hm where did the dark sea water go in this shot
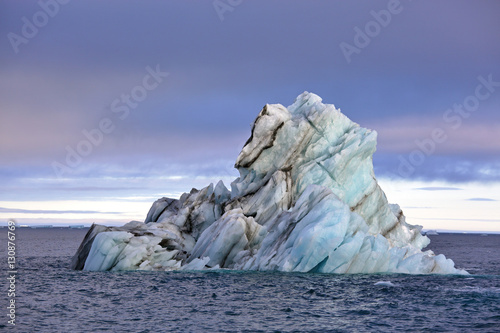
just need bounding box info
[1,228,499,333]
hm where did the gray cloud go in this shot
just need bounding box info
[374,154,500,183]
[369,119,500,155]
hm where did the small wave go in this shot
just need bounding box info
[374,281,396,287]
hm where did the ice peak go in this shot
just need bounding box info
[288,91,323,114]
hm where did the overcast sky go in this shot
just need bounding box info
[1,1,499,230]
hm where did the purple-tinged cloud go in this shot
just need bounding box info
[467,198,497,202]
[0,207,120,215]
[414,187,463,191]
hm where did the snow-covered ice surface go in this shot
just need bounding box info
[71,92,467,274]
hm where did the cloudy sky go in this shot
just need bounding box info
[1,0,499,231]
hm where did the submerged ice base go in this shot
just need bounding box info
[71,92,467,275]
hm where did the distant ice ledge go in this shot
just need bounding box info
[71,92,467,275]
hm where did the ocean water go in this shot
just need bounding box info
[1,228,499,332]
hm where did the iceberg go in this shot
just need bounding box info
[425,230,439,236]
[71,92,467,274]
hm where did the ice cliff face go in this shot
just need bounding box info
[71,92,466,274]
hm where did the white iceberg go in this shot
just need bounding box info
[71,92,467,274]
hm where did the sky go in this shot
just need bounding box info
[0,0,499,232]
